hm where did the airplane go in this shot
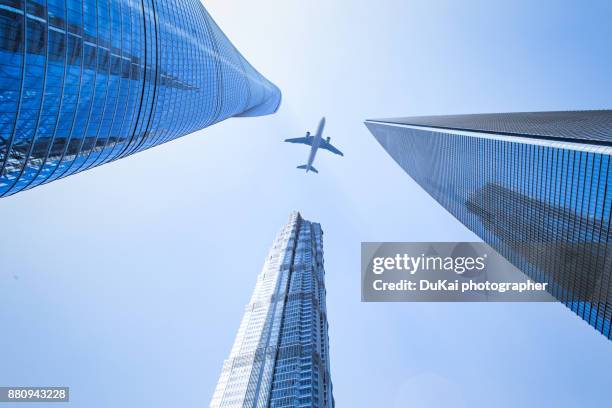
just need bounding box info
[284,117,343,174]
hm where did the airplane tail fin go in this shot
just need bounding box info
[297,164,318,174]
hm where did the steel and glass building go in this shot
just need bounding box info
[0,0,280,197]
[210,212,334,408]
[366,111,612,340]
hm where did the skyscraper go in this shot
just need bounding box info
[0,0,280,197]
[210,212,334,408]
[365,111,612,340]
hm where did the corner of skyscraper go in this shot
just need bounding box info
[365,110,612,340]
[0,0,281,197]
[210,212,334,408]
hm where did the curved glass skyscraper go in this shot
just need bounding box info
[0,0,280,197]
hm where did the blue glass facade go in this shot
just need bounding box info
[366,111,612,340]
[210,212,334,408]
[0,0,280,197]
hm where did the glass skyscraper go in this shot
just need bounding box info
[0,0,280,197]
[210,212,334,408]
[366,111,612,340]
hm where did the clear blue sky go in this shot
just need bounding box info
[2,0,612,407]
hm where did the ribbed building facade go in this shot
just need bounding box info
[0,0,280,197]
[210,212,334,408]
[366,111,612,340]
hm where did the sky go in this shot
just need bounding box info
[2,0,612,407]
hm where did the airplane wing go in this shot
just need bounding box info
[319,139,344,156]
[284,137,313,146]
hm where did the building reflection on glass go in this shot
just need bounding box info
[366,111,612,339]
[0,0,280,197]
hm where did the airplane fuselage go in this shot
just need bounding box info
[306,117,326,170]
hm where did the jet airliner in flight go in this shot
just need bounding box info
[284,117,343,173]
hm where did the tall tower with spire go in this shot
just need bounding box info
[210,212,334,408]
